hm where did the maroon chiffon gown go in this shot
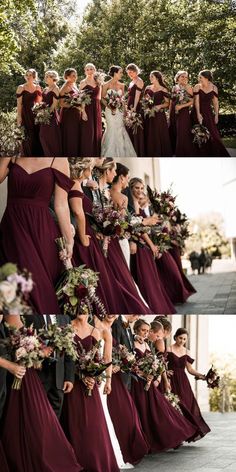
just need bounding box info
[155,251,192,304]
[61,335,119,472]
[60,88,81,156]
[167,351,211,437]
[39,90,62,156]
[0,162,74,314]
[126,83,145,156]
[16,89,44,156]
[79,85,102,156]
[0,442,9,472]
[130,242,176,314]
[169,97,177,155]
[169,245,196,295]
[2,369,82,472]
[131,348,198,453]
[107,339,149,464]
[194,90,229,157]
[175,100,198,157]
[144,89,172,157]
[69,190,151,313]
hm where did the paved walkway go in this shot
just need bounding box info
[134,412,236,472]
[175,259,236,314]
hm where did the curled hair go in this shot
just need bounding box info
[174,70,188,84]
[129,177,144,191]
[112,163,129,183]
[64,68,77,79]
[94,157,116,178]
[199,69,213,82]
[150,321,163,333]
[154,316,172,332]
[174,328,189,341]
[133,318,150,334]
[126,63,141,75]
[108,65,122,77]
[45,70,59,83]
[25,68,38,83]
[85,63,96,71]
[150,70,167,88]
[68,157,94,179]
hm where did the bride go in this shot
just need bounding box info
[101,66,137,157]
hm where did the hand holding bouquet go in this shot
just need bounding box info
[76,340,112,396]
[133,351,166,391]
[38,323,78,361]
[124,109,143,134]
[105,89,124,115]
[32,102,52,125]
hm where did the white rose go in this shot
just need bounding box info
[0,281,17,304]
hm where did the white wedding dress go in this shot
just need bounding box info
[101,89,137,157]
[98,340,134,469]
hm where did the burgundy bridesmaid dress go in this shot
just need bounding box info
[155,251,192,304]
[0,442,9,472]
[79,85,102,156]
[16,89,44,156]
[107,339,149,464]
[169,96,177,155]
[167,351,211,437]
[194,89,229,157]
[39,90,62,156]
[2,369,82,472]
[169,245,196,295]
[0,161,74,314]
[175,98,198,156]
[69,189,150,313]
[144,88,172,156]
[126,83,145,156]
[60,88,81,156]
[131,348,198,453]
[61,334,119,472]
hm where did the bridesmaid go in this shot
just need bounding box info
[126,63,145,156]
[167,328,211,437]
[144,71,172,156]
[96,159,152,314]
[0,157,74,314]
[131,319,198,453]
[61,314,120,472]
[193,70,230,157]
[170,71,197,156]
[129,178,176,314]
[39,70,62,156]
[16,68,43,156]
[68,158,149,314]
[169,242,196,296]
[79,63,102,156]
[1,314,82,472]
[60,68,81,156]
[94,314,149,465]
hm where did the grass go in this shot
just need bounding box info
[223,136,236,149]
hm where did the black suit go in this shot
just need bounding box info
[24,315,75,418]
[112,316,134,390]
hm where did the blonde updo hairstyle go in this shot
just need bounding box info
[24,68,38,83]
[94,157,116,178]
[69,158,94,180]
[174,70,188,84]
[45,70,60,83]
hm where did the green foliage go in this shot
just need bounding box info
[209,374,236,412]
[0,109,21,157]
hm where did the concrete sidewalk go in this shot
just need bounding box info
[175,259,236,314]
[134,412,236,471]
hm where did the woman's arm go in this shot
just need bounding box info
[186,360,205,379]
[156,89,170,112]
[101,83,109,107]
[16,85,23,126]
[212,85,219,124]
[141,233,159,257]
[175,86,193,112]
[4,315,23,329]
[193,84,202,123]
[59,84,70,109]
[133,79,144,111]
[69,185,90,247]
[103,328,113,394]
[0,158,12,183]
[53,159,74,259]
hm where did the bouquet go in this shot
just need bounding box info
[105,89,124,115]
[147,186,176,220]
[205,366,220,389]
[141,94,158,118]
[94,70,106,87]
[55,237,106,316]
[38,323,78,361]
[171,85,192,113]
[164,392,183,415]
[126,214,151,245]
[0,263,33,315]
[112,344,136,374]
[3,324,48,390]
[124,110,143,134]
[64,90,92,110]
[76,340,111,396]
[169,209,191,250]
[87,203,129,256]
[32,102,52,125]
[133,351,166,391]
[14,125,28,143]
[150,224,172,255]
[191,124,210,147]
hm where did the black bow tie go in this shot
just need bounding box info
[122,321,130,329]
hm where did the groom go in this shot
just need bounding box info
[112,314,140,390]
[24,314,75,418]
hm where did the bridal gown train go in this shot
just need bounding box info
[101,90,137,157]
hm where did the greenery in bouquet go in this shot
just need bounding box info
[171,85,192,113]
[192,124,211,147]
[164,392,183,415]
[127,214,151,245]
[112,344,136,374]
[150,224,172,254]
[76,339,111,396]
[124,110,143,134]
[64,89,92,109]
[141,94,158,118]
[205,366,220,389]
[147,185,176,219]
[133,351,166,391]
[38,323,78,361]
[105,89,124,114]
[0,263,33,315]
[32,102,52,125]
